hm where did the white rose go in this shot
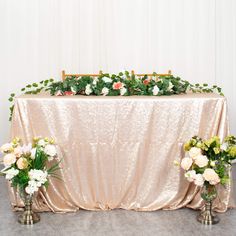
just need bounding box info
[2,168,19,180]
[0,143,13,153]
[120,87,127,96]
[221,143,228,151]
[152,85,159,95]
[25,180,39,195]
[30,148,37,159]
[180,157,193,170]
[203,168,220,185]
[189,147,202,159]
[184,170,196,182]
[194,174,204,187]
[101,87,109,96]
[93,78,99,85]
[38,139,46,147]
[194,155,209,168]
[168,81,174,91]
[3,154,16,167]
[85,84,92,95]
[44,144,57,158]
[102,77,112,83]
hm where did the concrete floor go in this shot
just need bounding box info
[0,166,236,236]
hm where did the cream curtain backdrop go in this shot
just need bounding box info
[0,0,235,145]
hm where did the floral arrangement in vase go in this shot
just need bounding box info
[179,135,236,225]
[0,137,60,224]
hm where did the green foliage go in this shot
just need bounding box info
[32,149,48,170]
[8,71,224,122]
[8,78,55,121]
[11,170,30,189]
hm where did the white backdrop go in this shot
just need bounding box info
[0,0,235,145]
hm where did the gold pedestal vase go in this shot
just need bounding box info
[18,190,40,225]
[197,184,220,225]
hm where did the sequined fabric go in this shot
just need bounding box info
[9,93,235,212]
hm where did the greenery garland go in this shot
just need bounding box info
[8,71,223,121]
[8,79,54,121]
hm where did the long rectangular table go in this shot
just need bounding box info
[9,93,235,212]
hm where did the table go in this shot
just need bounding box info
[9,93,235,212]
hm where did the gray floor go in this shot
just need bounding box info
[0,166,236,236]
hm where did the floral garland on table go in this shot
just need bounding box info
[8,71,223,121]
[0,137,60,195]
[48,72,223,97]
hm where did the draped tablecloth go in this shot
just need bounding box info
[9,93,235,212]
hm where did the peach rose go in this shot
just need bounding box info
[181,157,193,170]
[3,154,16,167]
[113,82,124,90]
[143,79,150,85]
[16,157,28,170]
[64,91,75,96]
[194,155,209,168]
[203,168,220,185]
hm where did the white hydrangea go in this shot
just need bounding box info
[28,169,48,186]
[101,87,109,96]
[152,85,159,95]
[85,84,92,95]
[20,143,32,154]
[25,180,39,195]
[44,144,57,161]
[102,77,112,83]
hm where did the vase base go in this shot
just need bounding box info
[197,212,220,225]
[18,211,40,225]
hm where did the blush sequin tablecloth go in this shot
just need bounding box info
[9,93,235,212]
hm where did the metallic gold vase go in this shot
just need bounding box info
[197,184,220,225]
[18,190,40,225]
